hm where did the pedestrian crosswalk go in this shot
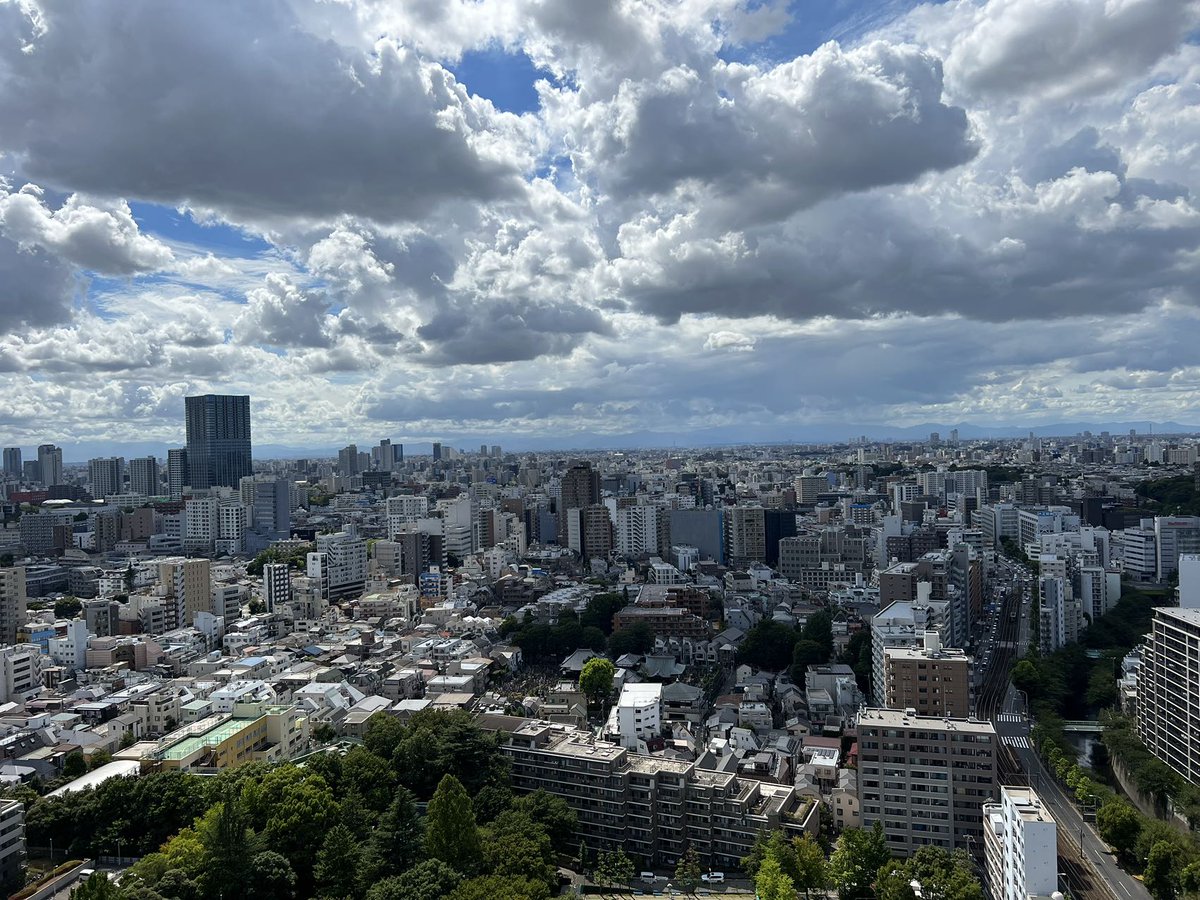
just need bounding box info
[996,713,1024,723]
[1003,735,1031,749]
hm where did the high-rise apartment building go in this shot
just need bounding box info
[37,444,62,487]
[0,568,27,646]
[0,796,26,891]
[128,456,160,497]
[882,632,972,718]
[2,448,21,478]
[1137,606,1200,783]
[167,448,189,499]
[184,394,252,489]
[159,558,213,628]
[982,787,1057,900]
[309,525,368,602]
[251,478,291,539]
[857,708,997,857]
[88,456,124,499]
[262,563,291,613]
[432,442,442,461]
[724,506,767,564]
[337,444,359,476]
[558,462,601,545]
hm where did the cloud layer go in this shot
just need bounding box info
[0,0,1198,448]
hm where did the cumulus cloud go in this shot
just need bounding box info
[0,0,531,224]
[0,182,173,274]
[0,231,77,328]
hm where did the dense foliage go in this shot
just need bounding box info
[1135,475,1200,517]
[20,710,577,900]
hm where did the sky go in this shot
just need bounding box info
[0,0,1199,454]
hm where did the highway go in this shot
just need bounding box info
[978,556,1150,900]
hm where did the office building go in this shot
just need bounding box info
[37,444,63,487]
[2,448,21,478]
[982,787,1057,900]
[128,456,160,497]
[183,496,219,554]
[558,462,601,545]
[883,632,972,718]
[1155,517,1200,582]
[857,708,996,857]
[88,456,124,499]
[338,444,360,476]
[432,442,442,461]
[0,569,26,646]
[1137,606,1200,783]
[167,448,189,499]
[251,477,291,539]
[184,394,252,490]
[482,715,804,869]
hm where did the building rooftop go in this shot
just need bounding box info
[856,707,996,734]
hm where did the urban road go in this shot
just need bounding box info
[979,557,1149,900]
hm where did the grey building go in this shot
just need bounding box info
[184,394,252,489]
[128,456,160,497]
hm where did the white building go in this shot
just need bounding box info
[0,645,42,704]
[1121,525,1157,581]
[216,502,247,555]
[0,567,27,645]
[1039,575,1080,653]
[1155,517,1200,582]
[183,496,219,554]
[615,505,662,558]
[982,787,1057,900]
[615,682,662,748]
[0,798,24,889]
[48,619,88,671]
[309,525,368,602]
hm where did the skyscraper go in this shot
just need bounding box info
[88,457,124,498]
[2,448,20,478]
[184,395,252,489]
[37,444,62,487]
[128,456,160,497]
[432,442,442,461]
[167,448,189,499]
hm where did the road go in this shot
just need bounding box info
[984,558,1150,900]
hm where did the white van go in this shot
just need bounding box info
[702,872,725,883]
[641,871,657,884]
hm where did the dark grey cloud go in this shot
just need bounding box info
[415,296,612,365]
[570,41,976,226]
[0,1,525,224]
[0,233,76,328]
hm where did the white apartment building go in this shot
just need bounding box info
[1121,525,1158,581]
[0,798,24,890]
[0,645,42,704]
[88,456,124,499]
[615,682,662,748]
[1137,606,1200,783]
[183,496,219,554]
[1039,575,1081,653]
[212,582,244,621]
[48,619,88,671]
[982,787,1057,900]
[216,502,247,555]
[615,505,662,557]
[387,494,429,536]
[1078,566,1121,620]
[309,525,368,602]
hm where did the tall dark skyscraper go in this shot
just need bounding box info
[2,448,20,478]
[184,394,252,489]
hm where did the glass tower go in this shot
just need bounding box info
[184,394,252,489]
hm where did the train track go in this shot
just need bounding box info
[976,572,1024,720]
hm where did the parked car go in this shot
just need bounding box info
[702,872,725,884]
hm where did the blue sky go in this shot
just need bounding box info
[1,0,1197,452]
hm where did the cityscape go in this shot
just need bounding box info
[1,1,1199,900]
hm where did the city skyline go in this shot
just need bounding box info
[0,0,1197,450]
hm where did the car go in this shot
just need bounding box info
[641,872,657,884]
[702,873,725,884]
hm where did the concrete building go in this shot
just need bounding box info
[263,563,291,613]
[615,682,662,748]
[37,443,63,487]
[128,455,160,497]
[0,798,24,891]
[1155,517,1200,582]
[0,568,27,646]
[160,558,212,627]
[2,448,20,479]
[483,715,805,869]
[88,456,124,499]
[1137,606,1200,783]
[183,496,219,554]
[0,645,42,704]
[857,708,997,857]
[309,525,368,602]
[883,632,972,718]
[168,447,189,499]
[982,787,1057,900]
[725,506,767,565]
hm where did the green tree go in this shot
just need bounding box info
[792,835,828,900]
[341,745,396,812]
[1145,841,1182,900]
[70,872,122,900]
[828,822,891,900]
[89,749,113,770]
[362,788,423,882]
[595,848,635,893]
[801,610,834,661]
[247,851,297,900]
[607,622,654,657]
[197,795,255,900]
[756,854,798,900]
[1085,665,1118,709]
[62,750,88,779]
[512,790,577,853]
[581,592,628,635]
[425,774,483,875]
[365,861,463,900]
[579,657,616,707]
[484,811,557,892]
[447,875,551,900]
[1010,659,1043,698]
[362,712,405,759]
[1098,802,1141,854]
[675,845,703,894]
[738,620,799,671]
[55,595,82,618]
[314,823,362,899]
[790,640,827,682]
[311,722,336,743]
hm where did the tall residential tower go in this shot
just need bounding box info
[184,395,252,489]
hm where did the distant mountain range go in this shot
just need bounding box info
[38,420,1200,463]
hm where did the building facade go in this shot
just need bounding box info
[982,787,1057,900]
[184,394,252,490]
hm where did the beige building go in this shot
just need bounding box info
[883,632,972,718]
[858,708,997,857]
[159,558,212,627]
